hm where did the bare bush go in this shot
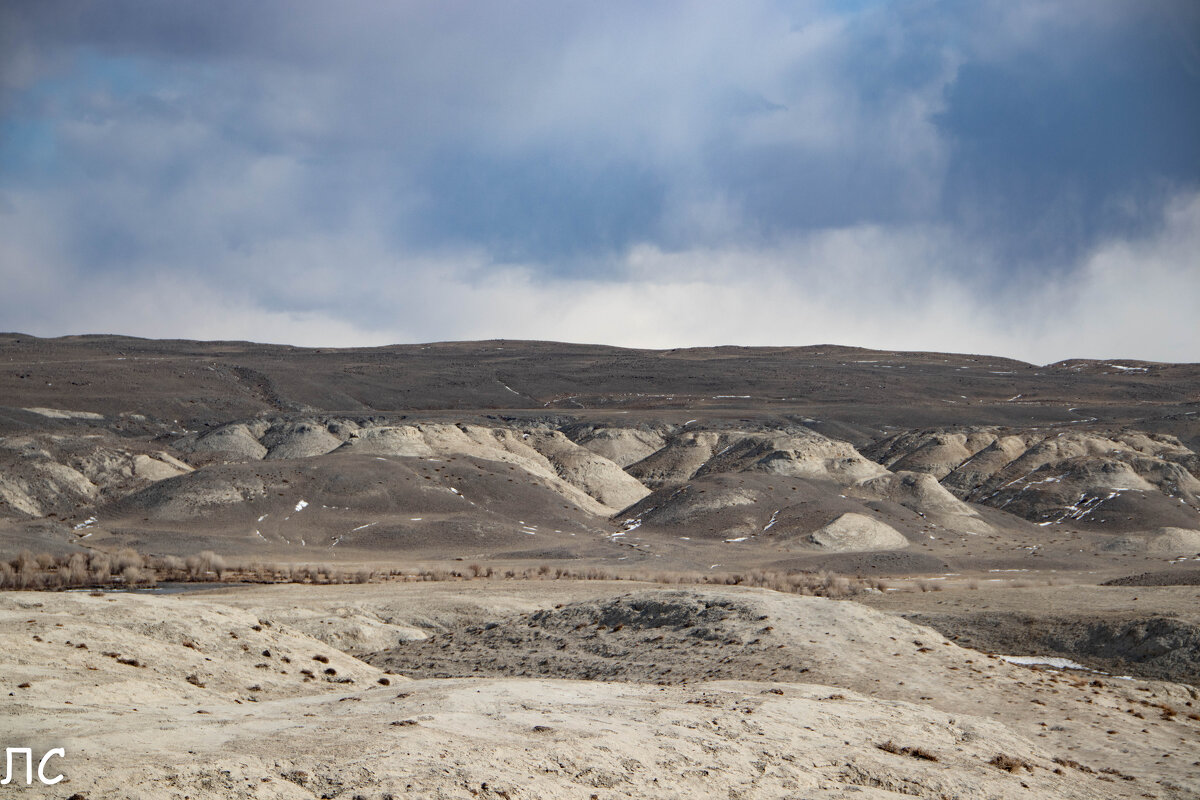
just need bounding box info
[113,548,142,572]
[989,754,1033,773]
[877,741,939,761]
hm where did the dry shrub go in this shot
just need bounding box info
[15,550,37,572]
[877,741,939,761]
[113,548,142,572]
[1,546,874,599]
[989,754,1034,773]
[121,565,154,587]
[1053,757,1095,774]
[185,551,226,580]
[64,553,89,586]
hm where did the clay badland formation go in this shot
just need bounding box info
[2,334,1199,798]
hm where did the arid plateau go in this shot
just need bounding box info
[2,334,1199,798]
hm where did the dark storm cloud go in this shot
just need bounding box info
[934,2,1200,270]
[1,0,1197,360]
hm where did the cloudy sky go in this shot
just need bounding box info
[2,1,1197,363]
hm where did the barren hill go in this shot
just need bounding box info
[1,335,1197,578]
[4,336,1200,798]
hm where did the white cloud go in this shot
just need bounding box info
[1,1,1195,363]
[6,191,1194,363]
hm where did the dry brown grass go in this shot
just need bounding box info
[2,549,879,599]
[989,754,1034,773]
[877,741,939,761]
[1052,757,1095,774]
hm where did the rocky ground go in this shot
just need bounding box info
[3,335,1200,796]
[5,582,1199,799]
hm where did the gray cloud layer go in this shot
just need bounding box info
[1,1,1197,362]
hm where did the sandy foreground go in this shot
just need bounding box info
[3,582,1198,799]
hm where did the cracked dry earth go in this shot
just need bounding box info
[4,583,1198,798]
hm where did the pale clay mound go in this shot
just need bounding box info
[1146,526,1200,554]
[271,606,429,651]
[625,429,888,490]
[566,425,667,467]
[176,422,269,460]
[0,433,191,518]
[855,471,993,535]
[805,512,910,552]
[609,427,992,534]
[262,421,344,460]
[6,586,1196,799]
[179,419,650,515]
[868,428,1200,529]
[163,420,1016,540]
[1100,528,1200,555]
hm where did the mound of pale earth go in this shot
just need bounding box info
[855,471,993,535]
[625,482,758,527]
[268,607,428,651]
[104,453,619,557]
[262,420,344,460]
[175,422,269,460]
[1101,528,1200,555]
[623,427,889,490]
[1146,527,1200,554]
[5,587,1190,799]
[870,427,1200,531]
[1100,534,1152,554]
[698,430,890,484]
[625,430,728,488]
[179,418,647,514]
[867,430,998,480]
[617,474,931,549]
[0,592,385,708]
[522,429,651,510]
[358,585,1200,794]
[563,424,667,467]
[0,432,192,519]
[805,512,909,552]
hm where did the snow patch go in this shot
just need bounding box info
[1000,655,1090,671]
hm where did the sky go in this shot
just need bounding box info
[1,0,1198,364]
